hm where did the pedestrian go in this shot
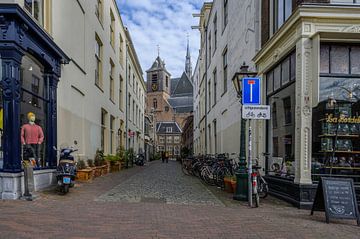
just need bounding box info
[165,151,169,163]
[161,151,165,163]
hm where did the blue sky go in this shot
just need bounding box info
[116,0,204,78]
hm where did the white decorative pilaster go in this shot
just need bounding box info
[294,35,313,185]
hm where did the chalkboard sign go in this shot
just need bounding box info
[311,177,360,226]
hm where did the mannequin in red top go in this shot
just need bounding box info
[21,112,44,167]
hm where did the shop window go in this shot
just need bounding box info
[0,88,3,168]
[20,55,47,167]
[283,97,292,125]
[312,43,360,183]
[272,137,279,157]
[281,56,290,85]
[267,71,273,94]
[351,46,360,74]
[330,45,349,74]
[272,102,277,128]
[274,65,281,91]
[266,81,296,180]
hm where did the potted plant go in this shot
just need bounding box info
[76,159,93,182]
[87,159,95,178]
[105,154,121,172]
[223,175,233,193]
[230,176,237,193]
[94,149,105,177]
[116,146,125,170]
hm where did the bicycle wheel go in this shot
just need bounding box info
[201,166,215,186]
[181,160,190,176]
[215,167,230,188]
[258,177,269,199]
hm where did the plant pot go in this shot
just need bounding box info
[101,165,108,175]
[110,162,121,172]
[224,178,233,193]
[76,168,93,182]
[94,166,102,177]
[105,160,111,173]
[230,180,237,193]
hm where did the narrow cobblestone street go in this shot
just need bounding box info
[0,161,359,239]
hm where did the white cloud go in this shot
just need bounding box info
[116,0,204,78]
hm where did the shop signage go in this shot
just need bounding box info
[242,77,261,105]
[311,177,360,226]
[242,105,270,120]
[325,114,360,124]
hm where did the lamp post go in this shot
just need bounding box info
[231,62,257,201]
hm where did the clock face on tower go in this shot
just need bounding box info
[152,83,158,91]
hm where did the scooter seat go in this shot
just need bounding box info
[59,159,75,164]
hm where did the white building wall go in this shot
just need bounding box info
[193,0,261,155]
[3,0,145,159]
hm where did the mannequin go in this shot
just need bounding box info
[21,112,44,167]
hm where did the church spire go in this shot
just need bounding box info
[185,35,192,78]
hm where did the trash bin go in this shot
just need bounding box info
[233,171,248,201]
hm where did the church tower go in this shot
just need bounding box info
[146,56,171,95]
[185,38,192,78]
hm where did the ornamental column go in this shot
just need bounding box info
[0,47,24,172]
[294,36,313,185]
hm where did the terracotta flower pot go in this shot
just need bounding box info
[230,180,237,193]
[223,178,233,193]
[76,168,93,182]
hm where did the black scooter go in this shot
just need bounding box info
[54,143,78,194]
[134,153,145,166]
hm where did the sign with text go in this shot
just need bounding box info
[242,77,261,105]
[242,105,270,120]
[311,177,360,225]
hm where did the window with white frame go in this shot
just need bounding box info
[166,127,172,133]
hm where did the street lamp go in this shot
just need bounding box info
[231,62,257,201]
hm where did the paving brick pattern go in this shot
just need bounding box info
[0,160,358,239]
[96,161,223,206]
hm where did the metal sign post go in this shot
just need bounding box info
[248,120,252,207]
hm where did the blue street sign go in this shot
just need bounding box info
[242,77,261,105]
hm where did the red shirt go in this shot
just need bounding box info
[21,123,44,145]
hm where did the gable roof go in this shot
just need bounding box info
[156,122,182,134]
[171,72,193,97]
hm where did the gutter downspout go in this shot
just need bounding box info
[204,26,208,155]
[125,41,129,150]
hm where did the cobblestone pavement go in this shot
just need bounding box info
[0,160,359,239]
[96,160,223,206]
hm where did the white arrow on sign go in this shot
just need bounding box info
[248,80,255,102]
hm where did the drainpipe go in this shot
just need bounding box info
[125,40,129,150]
[204,26,208,155]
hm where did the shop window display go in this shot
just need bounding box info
[0,88,3,169]
[312,44,360,183]
[266,51,296,179]
[20,55,47,168]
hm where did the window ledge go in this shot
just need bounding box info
[95,83,104,92]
